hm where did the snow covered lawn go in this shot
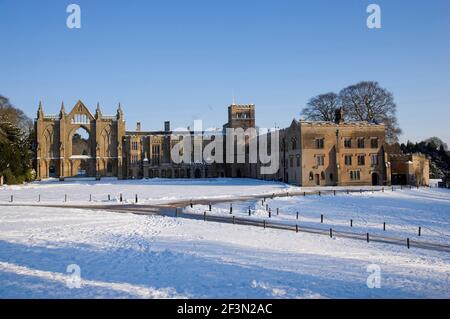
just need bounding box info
[0,179,449,298]
[0,178,291,204]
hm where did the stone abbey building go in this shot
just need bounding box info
[34,101,428,186]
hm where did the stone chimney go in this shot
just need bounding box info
[335,108,344,124]
[164,121,170,132]
[136,122,141,132]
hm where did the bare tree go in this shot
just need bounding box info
[301,92,340,122]
[339,81,402,143]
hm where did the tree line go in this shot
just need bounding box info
[301,81,402,143]
[0,95,34,184]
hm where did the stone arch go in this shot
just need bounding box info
[70,126,92,156]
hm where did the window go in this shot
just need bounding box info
[309,172,314,181]
[289,157,294,167]
[357,155,365,166]
[72,114,89,124]
[371,138,379,148]
[357,138,365,148]
[315,138,324,149]
[296,156,300,167]
[291,138,298,150]
[329,173,334,181]
[316,155,324,166]
[131,141,139,151]
[344,138,352,148]
[345,155,352,166]
[350,170,361,180]
[107,162,113,173]
[371,154,379,165]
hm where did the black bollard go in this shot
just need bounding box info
[367,233,370,243]
[175,208,178,217]
[296,212,299,220]
[120,193,123,202]
[318,191,321,196]
[230,203,233,214]
[276,208,279,215]
[10,195,13,203]
[266,204,268,211]
[38,194,41,202]
[204,211,206,221]
[383,222,386,231]
[321,214,323,223]
[108,194,110,201]
[248,207,251,216]
[330,228,333,238]
[333,190,336,196]
[382,187,384,192]
[209,203,212,211]
[350,219,353,227]
[392,186,394,192]
[296,224,299,233]
[407,238,410,249]
[269,209,271,218]
[64,194,67,202]
[135,194,138,203]
[263,220,266,229]
[190,200,193,208]
[89,194,92,202]
[233,216,235,224]
[418,227,421,237]
[303,191,306,196]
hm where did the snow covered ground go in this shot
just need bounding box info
[0,179,449,298]
[0,178,292,204]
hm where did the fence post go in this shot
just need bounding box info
[407,238,410,249]
[10,195,13,203]
[330,228,333,238]
[418,227,421,236]
[204,211,206,221]
[38,194,41,202]
[263,220,266,229]
[296,224,298,233]
[89,194,92,202]
[269,209,271,218]
[190,199,193,208]
[120,193,123,202]
[230,203,233,214]
[296,212,299,220]
[209,203,212,211]
[366,233,370,243]
[350,219,353,227]
[276,208,279,215]
[383,222,386,231]
[108,194,110,201]
[135,194,138,203]
[248,207,251,216]
[321,214,323,223]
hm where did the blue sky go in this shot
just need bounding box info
[0,0,449,144]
